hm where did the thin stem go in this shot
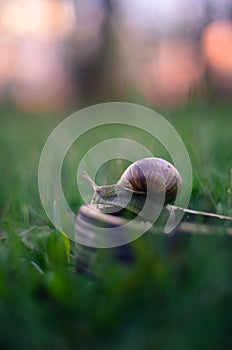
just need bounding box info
[167,204,232,222]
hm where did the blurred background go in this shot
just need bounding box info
[0,0,232,111]
[1,2,232,349]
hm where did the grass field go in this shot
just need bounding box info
[1,98,232,349]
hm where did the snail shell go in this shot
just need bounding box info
[83,157,182,217]
[118,158,181,205]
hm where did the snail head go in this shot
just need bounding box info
[83,171,118,205]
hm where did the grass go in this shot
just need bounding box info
[0,98,232,349]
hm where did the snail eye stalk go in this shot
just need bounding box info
[83,171,99,191]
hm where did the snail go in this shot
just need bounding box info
[83,157,182,219]
[76,157,232,273]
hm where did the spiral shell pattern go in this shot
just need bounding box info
[118,157,182,205]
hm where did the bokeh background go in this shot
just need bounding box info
[1,0,232,111]
[1,1,232,350]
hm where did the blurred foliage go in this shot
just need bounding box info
[0,98,232,349]
[1,225,232,349]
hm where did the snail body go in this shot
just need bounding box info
[83,157,182,217]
